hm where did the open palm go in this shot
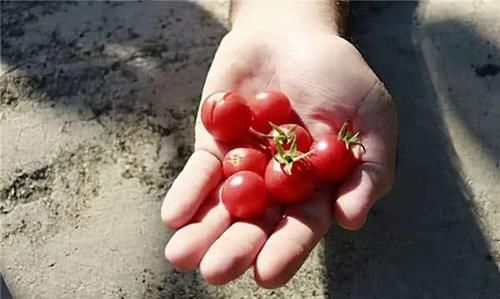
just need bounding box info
[161,31,397,288]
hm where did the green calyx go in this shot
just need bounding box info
[272,126,312,175]
[337,120,366,152]
[269,122,297,149]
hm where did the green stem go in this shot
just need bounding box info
[249,127,271,140]
[292,150,315,162]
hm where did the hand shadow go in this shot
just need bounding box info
[324,2,500,299]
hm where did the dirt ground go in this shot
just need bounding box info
[1,1,499,298]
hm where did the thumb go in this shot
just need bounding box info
[334,162,393,230]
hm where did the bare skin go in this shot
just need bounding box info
[161,0,397,288]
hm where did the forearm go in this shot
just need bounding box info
[230,0,349,36]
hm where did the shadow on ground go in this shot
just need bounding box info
[324,2,500,299]
[1,2,227,298]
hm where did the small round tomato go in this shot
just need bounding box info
[200,91,252,142]
[221,171,268,219]
[249,91,292,133]
[222,148,269,177]
[268,124,312,154]
[264,159,315,204]
[310,135,359,182]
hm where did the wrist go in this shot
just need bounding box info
[231,0,346,36]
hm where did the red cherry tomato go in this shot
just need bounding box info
[268,124,312,154]
[249,91,292,133]
[264,159,315,204]
[200,91,252,142]
[310,135,359,182]
[222,148,269,177]
[221,171,268,219]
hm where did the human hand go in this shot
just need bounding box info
[161,0,397,288]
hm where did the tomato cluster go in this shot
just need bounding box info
[201,91,364,219]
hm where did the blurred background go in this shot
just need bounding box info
[1,1,499,298]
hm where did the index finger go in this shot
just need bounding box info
[161,150,222,229]
[161,37,251,229]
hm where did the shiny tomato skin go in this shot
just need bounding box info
[200,91,252,142]
[264,159,315,204]
[269,124,312,154]
[310,135,358,182]
[249,91,292,133]
[222,148,269,177]
[221,171,268,219]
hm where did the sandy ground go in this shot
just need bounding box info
[1,1,499,298]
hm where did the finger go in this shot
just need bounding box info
[334,162,391,231]
[254,192,333,288]
[161,150,222,229]
[200,203,282,285]
[335,81,397,230]
[165,190,231,271]
[162,37,256,229]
